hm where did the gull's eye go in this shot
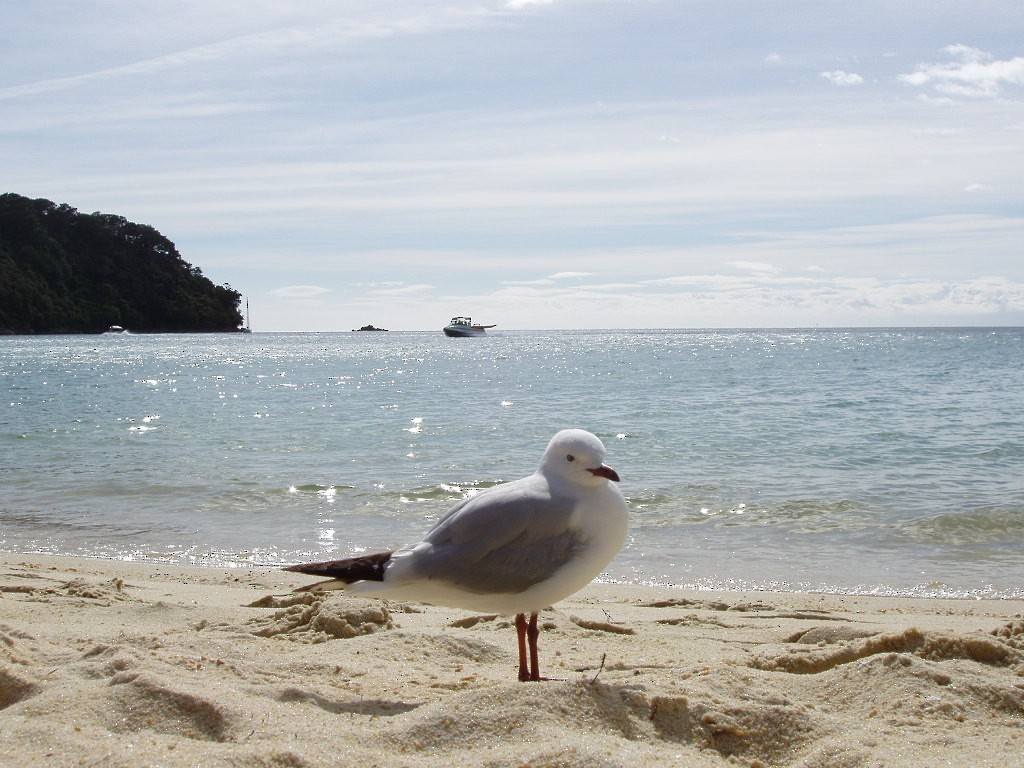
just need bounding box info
[566,454,575,462]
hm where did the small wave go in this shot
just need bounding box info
[614,574,1024,601]
[971,443,1024,460]
[286,483,356,495]
[389,480,501,504]
[902,506,1024,545]
[630,496,869,532]
[625,491,678,512]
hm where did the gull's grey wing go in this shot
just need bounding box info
[408,476,585,594]
[424,474,570,545]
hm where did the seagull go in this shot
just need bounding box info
[284,428,629,682]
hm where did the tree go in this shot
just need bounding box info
[0,193,244,334]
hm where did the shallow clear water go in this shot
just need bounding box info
[2,328,1022,598]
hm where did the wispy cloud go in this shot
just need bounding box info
[0,6,494,101]
[731,261,779,275]
[0,27,310,100]
[269,285,331,299]
[363,282,436,297]
[505,0,556,9]
[454,272,1024,330]
[502,271,593,287]
[821,70,864,87]
[899,45,1024,98]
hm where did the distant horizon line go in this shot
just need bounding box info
[7,324,1021,337]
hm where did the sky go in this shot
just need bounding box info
[2,1,1023,331]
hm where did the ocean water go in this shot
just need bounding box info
[2,328,1022,599]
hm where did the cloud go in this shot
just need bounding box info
[731,261,779,274]
[502,271,593,287]
[0,7,494,101]
[0,27,312,100]
[269,285,331,299]
[899,45,1024,98]
[363,282,435,297]
[821,70,864,87]
[506,0,556,8]
[647,272,1024,319]
[503,277,557,287]
[463,271,1024,330]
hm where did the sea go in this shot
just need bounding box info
[2,328,1022,600]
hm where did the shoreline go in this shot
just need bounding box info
[2,553,1022,766]
[4,550,1020,602]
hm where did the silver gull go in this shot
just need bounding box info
[284,428,629,681]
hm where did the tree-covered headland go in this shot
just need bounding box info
[0,193,243,334]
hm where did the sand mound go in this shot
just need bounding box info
[105,670,239,741]
[0,625,38,666]
[0,666,38,711]
[991,616,1024,649]
[1,573,132,606]
[246,592,393,641]
[750,626,1024,674]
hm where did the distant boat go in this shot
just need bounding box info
[354,324,388,332]
[240,299,252,333]
[105,325,126,334]
[443,316,495,337]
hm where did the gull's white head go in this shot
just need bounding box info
[540,429,621,486]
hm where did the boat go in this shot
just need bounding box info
[354,324,388,332]
[443,316,495,337]
[105,325,126,334]
[240,299,252,333]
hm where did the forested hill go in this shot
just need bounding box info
[0,193,243,334]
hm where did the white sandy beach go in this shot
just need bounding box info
[1,553,1022,767]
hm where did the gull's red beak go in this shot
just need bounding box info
[587,464,620,482]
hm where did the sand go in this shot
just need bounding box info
[1,554,1022,767]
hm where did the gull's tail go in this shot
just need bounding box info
[284,551,392,592]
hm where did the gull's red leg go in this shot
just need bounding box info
[515,613,530,682]
[527,611,541,682]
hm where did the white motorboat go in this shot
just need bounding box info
[442,316,495,337]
